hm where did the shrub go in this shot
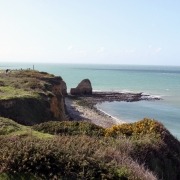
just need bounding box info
[104,118,180,180]
[33,121,105,137]
[0,135,156,179]
[105,118,164,138]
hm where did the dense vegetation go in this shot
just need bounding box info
[33,121,105,137]
[1,117,180,179]
[106,119,180,180]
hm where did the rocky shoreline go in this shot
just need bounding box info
[70,91,161,104]
[65,91,161,128]
[65,96,124,128]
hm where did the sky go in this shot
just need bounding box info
[0,0,180,65]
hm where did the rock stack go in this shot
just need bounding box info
[70,79,92,95]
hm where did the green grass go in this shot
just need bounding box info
[0,86,39,100]
[33,121,105,137]
[0,173,37,180]
[0,117,23,135]
[0,117,52,139]
[0,70,60,100]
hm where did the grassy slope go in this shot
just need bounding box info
[105,118,180,180]
[1,117,180,179]
[0,117,157,180]
[0,117,52,139]
[0,70,55,100]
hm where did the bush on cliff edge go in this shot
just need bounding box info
[105,118,180,180]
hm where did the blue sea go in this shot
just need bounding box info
[1,63,180,139]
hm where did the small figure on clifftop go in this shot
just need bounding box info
[5,69,10,74]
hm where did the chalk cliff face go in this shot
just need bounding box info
[0,70,68,125]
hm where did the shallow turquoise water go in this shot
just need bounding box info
[97,101,180,138]
[1,63,180,138]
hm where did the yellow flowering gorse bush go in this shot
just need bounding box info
[105,118,164,137]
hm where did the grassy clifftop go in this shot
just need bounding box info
[0,70,67,125]
[1,117,180,180]
[0,70,55,100]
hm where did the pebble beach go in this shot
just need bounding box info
[65,96,125,128]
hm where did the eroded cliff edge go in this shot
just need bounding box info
[0,70,68,125]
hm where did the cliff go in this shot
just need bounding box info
[0,70,68,125]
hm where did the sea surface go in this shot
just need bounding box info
[1,63,180,139]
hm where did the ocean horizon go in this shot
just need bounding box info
[0,62,180,139]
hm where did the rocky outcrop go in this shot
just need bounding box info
[0,70,68,125]
[70,79,92,95]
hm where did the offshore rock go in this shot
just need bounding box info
[70,79,92,95]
